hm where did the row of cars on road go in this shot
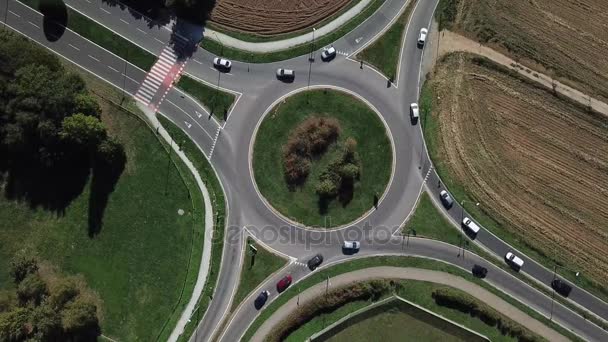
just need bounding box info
[439,190,573,297]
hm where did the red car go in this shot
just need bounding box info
[276,275,292,293]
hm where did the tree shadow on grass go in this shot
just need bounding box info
[39,0,68,41]
[87,147,126,237]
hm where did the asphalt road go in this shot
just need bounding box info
[2,0,607,341]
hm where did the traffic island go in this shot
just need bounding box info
[252,89,393,228]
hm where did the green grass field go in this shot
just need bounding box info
[231,238,287,311]
[356,0,418,79]
[242,256,582,342]
[176,75,236,120]
[403,192,463,246]
[201,0,385,63]
[252,89,392,227]
[0,98,197,341]
[18,0,156,70]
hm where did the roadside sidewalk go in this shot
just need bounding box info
[251,266,568,342]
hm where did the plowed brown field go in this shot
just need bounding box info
[210,0,352,36]
[428,53,608,285]
[449,0,608,102]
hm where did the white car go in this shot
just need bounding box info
[213,57,232,70]
[462,217,480,234]
[276,68,295,80]
[321,46,337,61]
[418,28,428,46]
[410,103,419,124]
[342,240,360,252]
[505,252,524,269]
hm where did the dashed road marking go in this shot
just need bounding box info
[88,54,100,62]
[68,44,80,51]
[28,21,39,28]
[136,28,147,35]
[100,8,111,15]
[208,126,222,158]
[108,65,119,72]
[8,10,20,18]
[119,19,129,25]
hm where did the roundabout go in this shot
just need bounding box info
[251,88,393,228]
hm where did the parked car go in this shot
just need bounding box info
[462,217,481,235]
[276,275,292,293]
[409,103,419,124]
[342,240,360,254]
[551,278,573,297]
[505,252,524,270]
[472,264,488,278]
[321,46,337,61]
[439,190,454,209]
[417,28,428,47]
[254,290,269,309]
[276,68,295,81]
[213,57,232,71]
[307,254,324,271]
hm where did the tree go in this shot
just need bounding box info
[61,299,100,339]
[0,307,29,342]
[73,94,101,118]
[316,179,338,198]
[9,254,38,284]
[31,304,62,340]
[17,274,48,305]
[339,163,360,180]
[96,137,125,169]
[60,113,107,149]
[48,279,79,310]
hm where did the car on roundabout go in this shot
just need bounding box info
[321,46,337,61]
[472,264,488,278]
[342,240,360,254]
[551,278,573,297]
[213,57,232,71]
[409,103,419,124]
[276,68,295,82]
[439,190,454,209]
[307,254,324,271]
[417,28,428,47]
[505,252,524,271]
[254,290,270,309]
[276,275,292,293]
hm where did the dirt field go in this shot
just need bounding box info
[427,53,608,285]
[445,0,608,102]
[210,0,353,36]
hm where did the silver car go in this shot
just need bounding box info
[213,57,232,70]
[418,28,428,47]
[321,46,337,61]
[276,68,295,81]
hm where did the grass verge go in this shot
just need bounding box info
[242,256,582,342]
[155,115,227,342]
[176,75,236,120]
[231,238,287,311]
[252,89,392,227]
[200,0,385,63]
[18,0,156,70]
[356,0,418,79]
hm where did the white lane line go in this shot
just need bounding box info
[136,28,147,35]
[120,19,129,25]
[88,55,100,62]
[165,100,214,140]
[100,8,111,14]
[154,37,164,44]
[8,10,20,17]
[193,59,203,65]
[208,126,222,158]
[108,65,119,72]
[28,21,39,28]
[68,44,80,51]
[123,74,139,84]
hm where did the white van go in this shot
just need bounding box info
[505,252,524,270]
[410,103,419,124]
[462,217,480,234]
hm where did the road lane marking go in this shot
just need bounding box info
[28,21,39,28]
[165,100,214,140]
[8,10,20,18]
[184,121,192,129]
[193,59,203,65]
[100,8,111,15]
[154,37,164,44]
[88,55,100,62]
[136,28,147,35]
[108,65,119,72]
[68,44,80,51]
[122,74,139,84]
[120,19,129,25]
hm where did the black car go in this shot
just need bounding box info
[551,278,573,297]
[472,264,488,278]
[254,290,269,310]
[307,254,324,271]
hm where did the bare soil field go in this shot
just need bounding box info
[442,0,608,102]
[427,53,608,286]
[210,0,353,36]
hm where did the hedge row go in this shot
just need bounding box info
[432,287,542,342]
[266,280,394,342]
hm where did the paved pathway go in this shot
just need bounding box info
[438,30,608,117]
[251,267,568,342]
